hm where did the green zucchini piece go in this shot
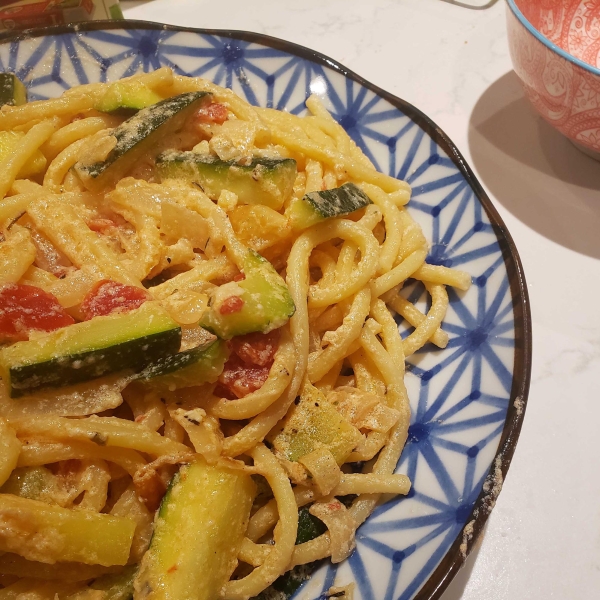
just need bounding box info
[268,382,363,464]
[253,505,326,600]
[288,182,372,230]
[0,73,27,107]
[201,250,295,339]
[246,507,325,600]
[252,562,320,600]
[156,151,297,210]
[0,466,55,501]
[296,505,327,545]
[0,302,181,398]
[140,338,229,390]
[74,91,211,192]
[91,565,138,600]
[95,80,163,114]
[134,459,256,600]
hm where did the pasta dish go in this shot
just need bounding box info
[0,68,470,600]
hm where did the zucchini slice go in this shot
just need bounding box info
[0,73,27,107]
[95,80,163,114]
[267,382,362,464]
[140,337,229,390]
[252,508,333,600]
[288,182,372,229]
[0,302,181,397]
[201,250,295,339]
[135,459,255,600]
[74,91,211,192]
[253,562,320,600]
[296,505,327,545]
[0,466,56,502]
[156,151,297,210]
[91,565,138,600]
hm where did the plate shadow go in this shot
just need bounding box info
[468,71,600,259]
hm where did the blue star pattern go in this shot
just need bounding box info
[0,25,529,600]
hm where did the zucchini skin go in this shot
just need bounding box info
[156,152,297,210]
[0,303,181,397]
[139,338,229,390]
[295,506,327,545]
[75,91,211,191]
[140,340,216,379]
[251,508,325,600]
[252,562,320,600]
[0,73,27,107]
[289,182,372,229]
[91,565,138,600]
[7,329,180,397]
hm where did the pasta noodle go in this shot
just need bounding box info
[0,69,471,600]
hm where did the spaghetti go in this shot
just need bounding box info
[0,68,470,600]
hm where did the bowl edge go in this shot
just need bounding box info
[505,0,600,77]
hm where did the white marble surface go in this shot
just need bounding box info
[121,0,600,598]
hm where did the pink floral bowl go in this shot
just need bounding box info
[506,0,600,159]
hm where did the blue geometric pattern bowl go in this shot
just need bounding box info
[0,21,532,600]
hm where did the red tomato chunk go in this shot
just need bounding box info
[216,355,271,399]
[81,280,150,320]
[0,284,74,341]
[231,329,280,367]
[219,295,244,315]
[216,329,281,399]
[193,102,229,125]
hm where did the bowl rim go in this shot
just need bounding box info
[0,19,533,600]
[506,0,600,77]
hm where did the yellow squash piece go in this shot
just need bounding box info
[269,382,363,464]
[0,494,136,566]
[134,458,256,600]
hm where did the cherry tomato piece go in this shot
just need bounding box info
[216,354,271,399]
[231,329,281,367]
[216,329,281,399]
[193,102,228,125]
[219,295,244,315]
[81,280,150,320]
[0,284,74,341]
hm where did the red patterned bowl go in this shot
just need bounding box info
[506,0,600,159]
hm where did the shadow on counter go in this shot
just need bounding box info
[468,71,600,260]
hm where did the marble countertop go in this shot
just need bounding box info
[120,1,600,598]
